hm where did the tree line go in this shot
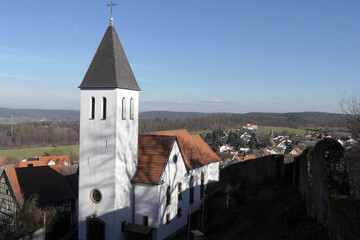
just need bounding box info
[0,121,79,149]
[0,112,347,150]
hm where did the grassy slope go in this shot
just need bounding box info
[0,145,79,159]
[260,126,314,136]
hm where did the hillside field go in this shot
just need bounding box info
[0,145,79,159]
[189,127,316,137]
[260,126,314,136]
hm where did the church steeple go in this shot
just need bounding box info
[79,22,140,91]
[78,19,140,240]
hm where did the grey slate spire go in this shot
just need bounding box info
[79,22,140,90]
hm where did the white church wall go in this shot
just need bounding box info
[114,88,139,239]
[155,141,189,240]
[78,89,118,240]
[78,88,139,240]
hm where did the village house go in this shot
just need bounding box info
[218,144,235,154]
[77,19,221,240]
[0,165,78,230]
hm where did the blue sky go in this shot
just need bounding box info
[0,0,359,113]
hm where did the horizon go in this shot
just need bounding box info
[0,106,344,115]
[0,1,359,113]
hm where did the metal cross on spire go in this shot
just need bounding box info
[107,0,117,18]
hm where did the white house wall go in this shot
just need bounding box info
[134,184,159,227]
[188,166,207,213]
[134,141,189,240]
[156,141,189,240]
[207,162,220,181]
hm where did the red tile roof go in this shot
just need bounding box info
[191,135,221,164]
[133,135,175,184]
[18,155,71,168]
[6,168,24,205]
[146,130,220,170]
[235,154,258,162]
[0,157,5,166]
[134,130,221,184]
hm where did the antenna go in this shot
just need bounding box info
[107,0,117,18]
[11,114,14,138]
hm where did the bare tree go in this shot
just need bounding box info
[340,92,360,199]
[340,92,360,139]
[16,195,57,237]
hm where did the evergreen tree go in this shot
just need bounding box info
[227,131,237,148]
[205,133,213,143]
[249,132,258,150]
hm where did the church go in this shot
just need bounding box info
[78,18,221,240]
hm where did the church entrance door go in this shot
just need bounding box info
[87,218,105,240]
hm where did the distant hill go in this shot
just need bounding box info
[139,111,210,119]
[0,108,80,123]
[0,108,345,130]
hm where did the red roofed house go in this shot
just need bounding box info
[18,155,71,168]
[78,20,221,240]
[0,165,78,231]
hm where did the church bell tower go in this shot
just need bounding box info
[78,18,140,240]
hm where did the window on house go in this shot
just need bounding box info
[143,216,149,226]
[166,213,171,224]
[190,176,194,204]
[166,186,171,206]
[178,183,182,201]
[90,97,95,119]
[122,97,126,120]
[200,172,204,200]
[121,221,126,232]
[173,154,178,164]
[177,208,182,219]
[130,98,134,120]
[102,97,107,120]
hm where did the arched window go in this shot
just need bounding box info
[122,97,126,120]
[189,176,194,204]
[178,183,182,200]
[130,98,134,120]
[166,186,171,206]
[200,172,205,199]
[101,97,107,120]
[90,97,95,119]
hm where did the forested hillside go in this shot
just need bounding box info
[0,112,347,150]
[0,121,79,149]
[140,112,346,133]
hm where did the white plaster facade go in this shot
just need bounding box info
[133,141,215,240]
[78,88,139,240]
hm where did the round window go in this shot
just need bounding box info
[90,188,102,204]
[173,155,178,163]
